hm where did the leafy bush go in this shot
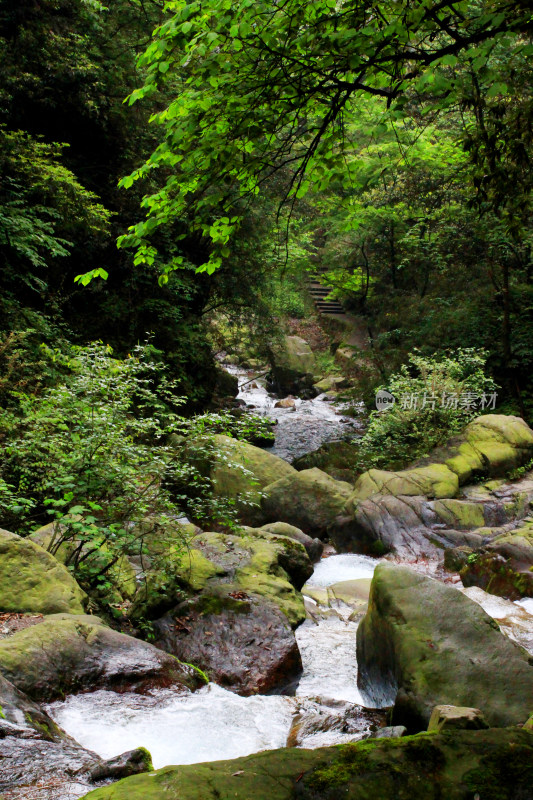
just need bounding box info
[0,342,260,610]
[357,349,498,471]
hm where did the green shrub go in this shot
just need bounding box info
[0,342,259,610]
[357,349,498,471]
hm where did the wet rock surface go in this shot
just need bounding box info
[0,672,152,800]
[152,596,302,695]
[142,527,311,694]
[0,614,197,701]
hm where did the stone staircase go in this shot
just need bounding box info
[308,279,345,315]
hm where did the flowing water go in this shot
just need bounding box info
[47,554,382,769]
[45,369,533,779]
[226,365,363,461]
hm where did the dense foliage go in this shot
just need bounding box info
[1,1,533,591]
[116,0,533,415]
[357,349,498,470]
[0,342,269,611]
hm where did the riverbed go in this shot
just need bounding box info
[47,553,383,768]
[225,364,363,461]
[45,366,533,779]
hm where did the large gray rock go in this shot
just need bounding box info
[153,593,302,696]
[262,468,353,538]
[0,614,198,701]
[147,528,309,695]
[357,563,533,731]
[331,494,484,558]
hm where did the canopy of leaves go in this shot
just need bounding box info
[118,0,533,275]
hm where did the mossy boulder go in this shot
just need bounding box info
[432,499,486,529]
[268,335,317,397]
[292,440,360,482]
[273,335,316,375]
[234,534,309,622]
[356,563,533,731]
[261,468,353,538]
[0,528,86,615]
[438,414,533,484]
[351,464,459,503]
[0,613,198,701]
[130,534,227,621]
[463,414,533,474]
[186,529,308,626]
[80,729,533,800]
[350,416,533,509]
[313,375,348,393]
[461,521,533,599]
[148,529,309,695]
[211,434,296,520]
[259,522,324,561]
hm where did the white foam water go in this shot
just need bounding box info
[46,555,381,769]
[47,684,295,769]
[305,553,379,587]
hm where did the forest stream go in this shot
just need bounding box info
[43,371,533,784]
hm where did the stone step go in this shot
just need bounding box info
[308,278,345,315]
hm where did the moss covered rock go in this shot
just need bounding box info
[211,434,296,520]
[81,729,533,800]
[260,522,324,561]
[351,464,459,503]
[292,439,360,482]
[356,563,533,731]
[262,468,353,538]
[180,529,308,626]
[350,416,533,509]
[273,335,316,375]
[0,613,198,701]
[0,528,86,615]
[268,335,318,397]
[148,528,309,695]
[432,499,487,529]
[461,521,533,599]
